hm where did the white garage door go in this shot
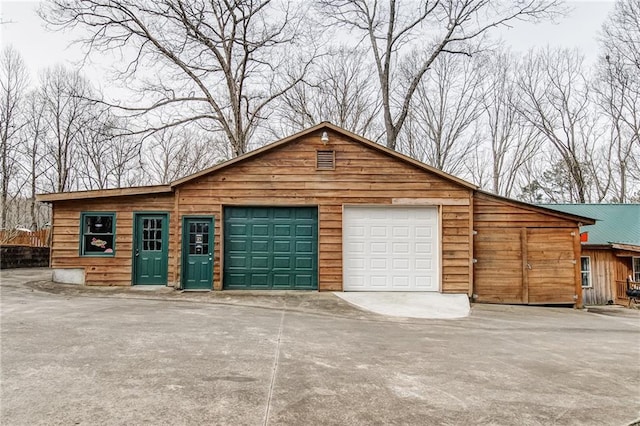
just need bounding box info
[343,206,439,291]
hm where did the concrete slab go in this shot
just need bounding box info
[2,268,639,426]
[334,292,471,319]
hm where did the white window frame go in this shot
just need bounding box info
[581,256,592,288]
[633,257,640,282]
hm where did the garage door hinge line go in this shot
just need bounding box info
[263,307,285,426]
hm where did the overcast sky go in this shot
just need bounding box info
[1,0,617,90]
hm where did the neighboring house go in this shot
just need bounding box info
[540,204,640,306]
[37,123,595,307]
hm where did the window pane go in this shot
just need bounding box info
[85,215,113,234]
[634,258,640,282]
[580,257,590,272]
[581,272,590,288]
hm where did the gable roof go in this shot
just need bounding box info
[37,122,477,202]
[170,122,478,189]
[539,204,640,245]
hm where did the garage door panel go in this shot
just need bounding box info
[251,240,268,251]
[227,255,247,268]
[250,256,268,269]
[392,242,409,253]
[295,224,313,236]
[393,226,409,238]
[274,225,291,236]
[273,240,290,252]
[392,258,409,270]
[295,257,312,269]
[223,207,318,290]
[273,256,291,268]
[252,224,269,236]
[296,241,313,253]
[343,206,439,292]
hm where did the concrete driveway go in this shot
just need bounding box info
[1,268,639,426]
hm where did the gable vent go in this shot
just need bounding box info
[316,150,335,170]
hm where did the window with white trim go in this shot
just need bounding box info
[80,213,115,256]
[581,256,591,288]
[633,257,640,282]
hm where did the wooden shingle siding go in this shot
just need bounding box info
[50,195,175,285]
[176,133,473,292]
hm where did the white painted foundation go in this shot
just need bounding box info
[53,268,85,285]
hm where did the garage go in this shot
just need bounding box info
[40,123,592,307]
[343,206,439,291]
[223,206,318,290]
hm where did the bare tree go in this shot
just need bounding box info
[143,128,222,185]
[601,0,640,75]
[317,0,563,149]
[516,48,600,203]
[0,46,28,229]
[75,109,142,190]
[107,131,144,189]
[593,0,640,202]
[42,0,318,157]
[399,51,483,176]
[20,90,48,229]
[274,47,382,139]
[478,50,542,197]
[38,65,92,193]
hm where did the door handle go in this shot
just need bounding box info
[135,249,140,257]
[527,263,532,270]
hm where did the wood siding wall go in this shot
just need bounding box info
[582,248,634,305]
[50,195,175,285]
[473,193,582,306]
[175,132,473,292]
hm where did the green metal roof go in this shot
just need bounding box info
[539,204,640,246]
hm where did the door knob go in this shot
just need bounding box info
[135,249,140,257]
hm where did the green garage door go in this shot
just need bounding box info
[223,207,318,290]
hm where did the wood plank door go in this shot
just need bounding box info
[473,228,525,303]
[526,228,577,304]
[182,217,214,290]
[133,213,169,285]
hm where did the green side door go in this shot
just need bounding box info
[133,213,169,285]
[223,206,318,290]
[182,217,214,290]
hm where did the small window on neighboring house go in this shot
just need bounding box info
[581,256,591,288]
[80,213,115,256]
[634,257,640,282]
[316,150,335,170]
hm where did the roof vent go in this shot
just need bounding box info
[316,150,335,170]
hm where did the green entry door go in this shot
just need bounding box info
[224,206,318,290]
[182,217,214,290]
[133,213,169,285]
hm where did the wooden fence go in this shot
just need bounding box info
[0,229,50,247]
